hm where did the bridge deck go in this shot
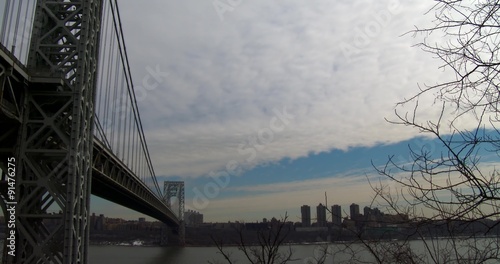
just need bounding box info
[92,139,179,226]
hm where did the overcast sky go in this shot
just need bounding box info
[92,0,470,222]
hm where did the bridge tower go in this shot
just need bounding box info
[163,181,185,245]
[9,1,103,263]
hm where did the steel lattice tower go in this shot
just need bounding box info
[164,181,185,245]
[12,1,103,263]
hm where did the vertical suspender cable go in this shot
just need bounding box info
[11,0,23,55]
[94,1,112,149]
[126,97,132,165]
[112,0,162,196]
[104,6,114,141]
[20,1,35,63]
[4,0,13,47]
[0,0,10,42]
[94,0,163,198]
[117,74,125,159]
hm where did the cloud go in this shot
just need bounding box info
[116,0,466,178]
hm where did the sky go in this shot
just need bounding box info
[90,0,486,222]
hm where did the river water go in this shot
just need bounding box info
[1,238,498,263]
[89,244,351,264]
[89,237,500,264]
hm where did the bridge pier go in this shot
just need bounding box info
[159,221,185,246]
[160,224,170,246]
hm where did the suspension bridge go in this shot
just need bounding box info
[0,1,184,263]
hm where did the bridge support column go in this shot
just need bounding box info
[160,225,169,246]
[179,220,186,246]
[159,221,185,246]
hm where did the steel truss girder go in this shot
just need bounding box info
[92,140,179,226]
[0,47,26,124]
[0,46,26,159]
[14,0,103,263]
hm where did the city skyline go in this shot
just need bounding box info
[88,201,368,225]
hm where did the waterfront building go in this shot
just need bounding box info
[301,205,311,227]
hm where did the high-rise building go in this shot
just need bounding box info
[317,203,327,227]
[332,204,342,226]
[364,206,371,216]
[185,210,204,227]
[95,214,105,231]
[350,203,360,220]
[90,213,96,230]
[301,205,311,227]
[364,206,382,223]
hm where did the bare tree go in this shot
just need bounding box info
[366,0,500,263]
[208,213,300,264]
[380,0,500,226]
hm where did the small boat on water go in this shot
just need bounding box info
[132,240,144,246]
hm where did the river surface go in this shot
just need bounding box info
[1,238,499,263]
[89,244,336,264]
[88,237,500,264]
